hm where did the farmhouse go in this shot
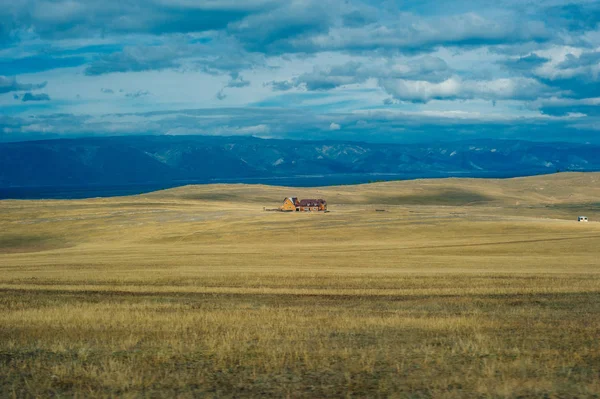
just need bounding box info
[280,197,327,212]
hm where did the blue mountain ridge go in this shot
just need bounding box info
[1,135,598,190]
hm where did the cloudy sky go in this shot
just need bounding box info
[1,0,600,143]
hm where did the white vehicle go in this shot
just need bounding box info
[578,216,589,222]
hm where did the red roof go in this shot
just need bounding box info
[298,199,326,207]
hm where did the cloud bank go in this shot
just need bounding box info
[0,0,599,143]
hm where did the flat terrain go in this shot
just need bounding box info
[1,172,600,398]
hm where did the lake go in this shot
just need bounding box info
[0,171,550,200]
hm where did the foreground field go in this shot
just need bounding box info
[1,173,600,397]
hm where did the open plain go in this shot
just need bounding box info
[1,172,600,398]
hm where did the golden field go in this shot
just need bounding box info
[1,172,600,398]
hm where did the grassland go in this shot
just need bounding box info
[1,172,600,398]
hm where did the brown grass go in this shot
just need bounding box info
[1,172,600,397]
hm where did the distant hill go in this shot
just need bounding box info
[152,172,600,209]
[1,135,599,188]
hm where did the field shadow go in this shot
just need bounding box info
[367,188,493,206]
[0,234,71,254]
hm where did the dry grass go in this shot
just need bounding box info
[1,172,600,397]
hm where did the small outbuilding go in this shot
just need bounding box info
[578,216,589,222]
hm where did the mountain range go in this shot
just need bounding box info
[1,135,599,189]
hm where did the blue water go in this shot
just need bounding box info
[0,171,549,200]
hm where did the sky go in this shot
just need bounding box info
[1,0,600,143]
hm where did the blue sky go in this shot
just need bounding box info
[1,0,599,143]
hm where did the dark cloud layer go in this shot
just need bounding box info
[21,92,50,102]
[558,51,600,70]
[0,76,47,94]
[0,0,274,40]
[499,54,550,73]
[0,55,87,75]
[0,1,573,53]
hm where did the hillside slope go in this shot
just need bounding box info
[148,172,600,210]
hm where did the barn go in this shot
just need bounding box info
[281,197,298,212]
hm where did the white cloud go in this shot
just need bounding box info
[380,76,555,102]
[380,77,461,102]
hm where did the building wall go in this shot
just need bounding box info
[298,205,326,212]
[281,199,297,212]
